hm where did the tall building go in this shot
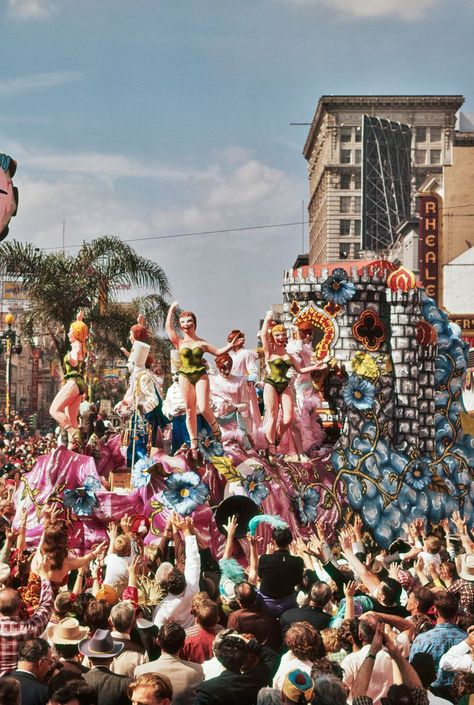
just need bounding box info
[303,95,464,265]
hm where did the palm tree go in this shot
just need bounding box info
[0,236,171,362]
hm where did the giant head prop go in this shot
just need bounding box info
[0,154,18,243]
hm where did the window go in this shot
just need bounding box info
[354,196,361,213]
[430,127,442,142]
[339,243,351,259]
[340,127,352,142]
[354,243,362,258]
[354,172,361,189]
[415,149,426,165]
[416,127,427,142]
[339,220,351,236]
[355,150,361,164]
[430,149,441,164]
[340,196,351,213]
[340,173,351,189]
[340,149,351,164]
[354,219,361,237]
[355,126,362,142]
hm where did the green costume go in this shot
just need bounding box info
[264,357,293,395]
[179,346,207,385]
[63,354,86,394]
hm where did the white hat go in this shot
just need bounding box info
[48,617,88,644]
[459,554,474,582]
[129,341,151,368]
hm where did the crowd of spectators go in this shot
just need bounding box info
[0,483,471,705]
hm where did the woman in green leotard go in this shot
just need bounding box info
[49,312,89,451]
[261,310,325,455]
[166,301,243,457]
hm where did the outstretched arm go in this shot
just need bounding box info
[289,353,328,375]
[165,301,180,348]
[204,332,245,357]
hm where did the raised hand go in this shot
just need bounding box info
[343,580,358,599]
[223,514,239,537]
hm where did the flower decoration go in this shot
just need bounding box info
[162,471,209,516]
[416,320,437,347]
[321,268,356,305]
[405,461,432,491]
[295,486,320,526]
[342,375,376,410]
[197,428,224,463]
[63,475,101,516]
[353,309,386,352]
[131,456,156,489]
[242,468,269,504]
[386,266,417,293]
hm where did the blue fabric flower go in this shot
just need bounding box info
[63,475,101,516]
[132,456,155,488]
[162,471,209,516]
[197,428,224,463]
[295,486,320,526]
[321,268,356,305]
[343,375,376,410]
[405,461,432,490]
[242,468,269,504]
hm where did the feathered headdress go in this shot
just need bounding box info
[248,514,288,537]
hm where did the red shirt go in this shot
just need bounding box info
[180,627,217,664]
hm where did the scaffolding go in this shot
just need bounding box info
[362,115,412,251]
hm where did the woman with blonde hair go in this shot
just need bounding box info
[50,312,89,451]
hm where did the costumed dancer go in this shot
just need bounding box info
[165,301,243,458]
[227,329,261,442]
[115,341,169,466]
[287,323,326,453]
[261,311,326,456]
[120,313,150,358]
[209,353,253,450]
[50,311,89,452]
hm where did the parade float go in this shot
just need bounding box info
[13,261,474,554]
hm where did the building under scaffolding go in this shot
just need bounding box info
[361,115,412,251]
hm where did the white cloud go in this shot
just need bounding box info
[5,139,304,340]
[0,71,83,96]
[6,0,56,20]
[287,0,439,21]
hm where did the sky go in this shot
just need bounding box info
[1,0,474,345]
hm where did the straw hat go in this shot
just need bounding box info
[459,554,474,582]
[48,618,88,645]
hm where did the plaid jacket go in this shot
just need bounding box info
[0,579,53,675]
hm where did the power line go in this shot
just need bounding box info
[39,220,311,252]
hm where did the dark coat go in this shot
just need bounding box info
[8,670,48,705]
[83,665,131,705]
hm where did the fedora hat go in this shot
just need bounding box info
[48,618,88,645]
[79,629,123,659]
[460,554,474,582]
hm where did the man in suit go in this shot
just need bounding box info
[7,637,52,705]
[280,581,333,637]
[257,527,304,617]
[128,673,172,705]
[193,632,279,705]
[227,582,281,652]
[80,629,131,705]
[134,621,202,705]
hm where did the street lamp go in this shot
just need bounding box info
[0,313,23,420]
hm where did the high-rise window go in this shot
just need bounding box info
[340,220,351,236]
[340,196,351,213]
[430,127,442,142]
[355,150,361,164]
[339,243,351,259]
[415,149,426,165]
[340,173,351,189]
[340,149,351,164]
[340,127,352,142]
[355,126,362,142]
[430,149,441,164]
[354,172,361,189]
[354,197,361,213]
[416,127,427,142]
[354,219,361,237]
